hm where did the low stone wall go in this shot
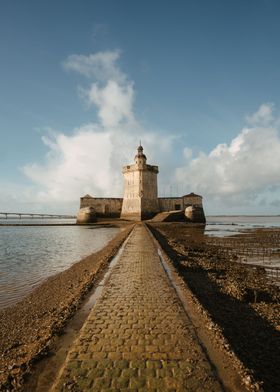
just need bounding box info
[79,195,205,221]
[158,197,183,211]
[151,210,186,222]
[80,197,123,218]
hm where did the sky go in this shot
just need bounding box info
[1,0,280,215]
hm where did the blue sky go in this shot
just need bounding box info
[1,0,280,214]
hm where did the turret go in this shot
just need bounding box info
[134,144,147,168]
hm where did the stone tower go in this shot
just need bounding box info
[121,145,160,221]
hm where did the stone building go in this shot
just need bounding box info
[121,145,159,220]
[77,145,205,222]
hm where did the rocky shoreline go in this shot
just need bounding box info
[148,222,280,392]
[0,223,134,391]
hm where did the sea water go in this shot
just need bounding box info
[0,221,119,309]
[205,215,280,237]
[1,216,280,309]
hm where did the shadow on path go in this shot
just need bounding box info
[149,225,280,392]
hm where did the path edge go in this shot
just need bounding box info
[145,223,262,392]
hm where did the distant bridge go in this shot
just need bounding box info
[0,212,76,219]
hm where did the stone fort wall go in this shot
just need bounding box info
[158,197,183,211]
[80,193,202,218]
[80,196,123,218]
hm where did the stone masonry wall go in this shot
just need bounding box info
[121,163,159,220]
[183,194,202,207]
[158,198,184,211]
[80,196,123,217]
[121,167,142,220]
[140,167,160,219]
[80,195,204,219]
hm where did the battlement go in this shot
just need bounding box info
[122,164,158,174]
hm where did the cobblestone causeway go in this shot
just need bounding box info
[54,224,222,391]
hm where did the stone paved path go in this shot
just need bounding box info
[54,224,222,391]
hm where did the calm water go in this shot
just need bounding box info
[0,221,119,309]
[205,215,280,236]
[1,216,280,309]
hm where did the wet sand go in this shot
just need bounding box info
[0,222,133,391]
[148,222,280,392]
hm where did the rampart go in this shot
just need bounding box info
[80,192,204,220]
[80,195,123,218]
[158,197,183,211]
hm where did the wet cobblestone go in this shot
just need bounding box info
[54,224,222,391]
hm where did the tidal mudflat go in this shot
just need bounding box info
[149,222,280,391]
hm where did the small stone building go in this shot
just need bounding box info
[78,145,205,222]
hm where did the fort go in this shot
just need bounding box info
[76,145,206,223]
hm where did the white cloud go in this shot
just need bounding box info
[183,147,192,160]
[176,103,280,209]
[22,124,175,206]
[23,128,115,200]
[65,50,135,128]
[86,80,135,127]
[63,50,124,82]
[21,51,175,210]
[246,103,274,125]
[13,51,280,215]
